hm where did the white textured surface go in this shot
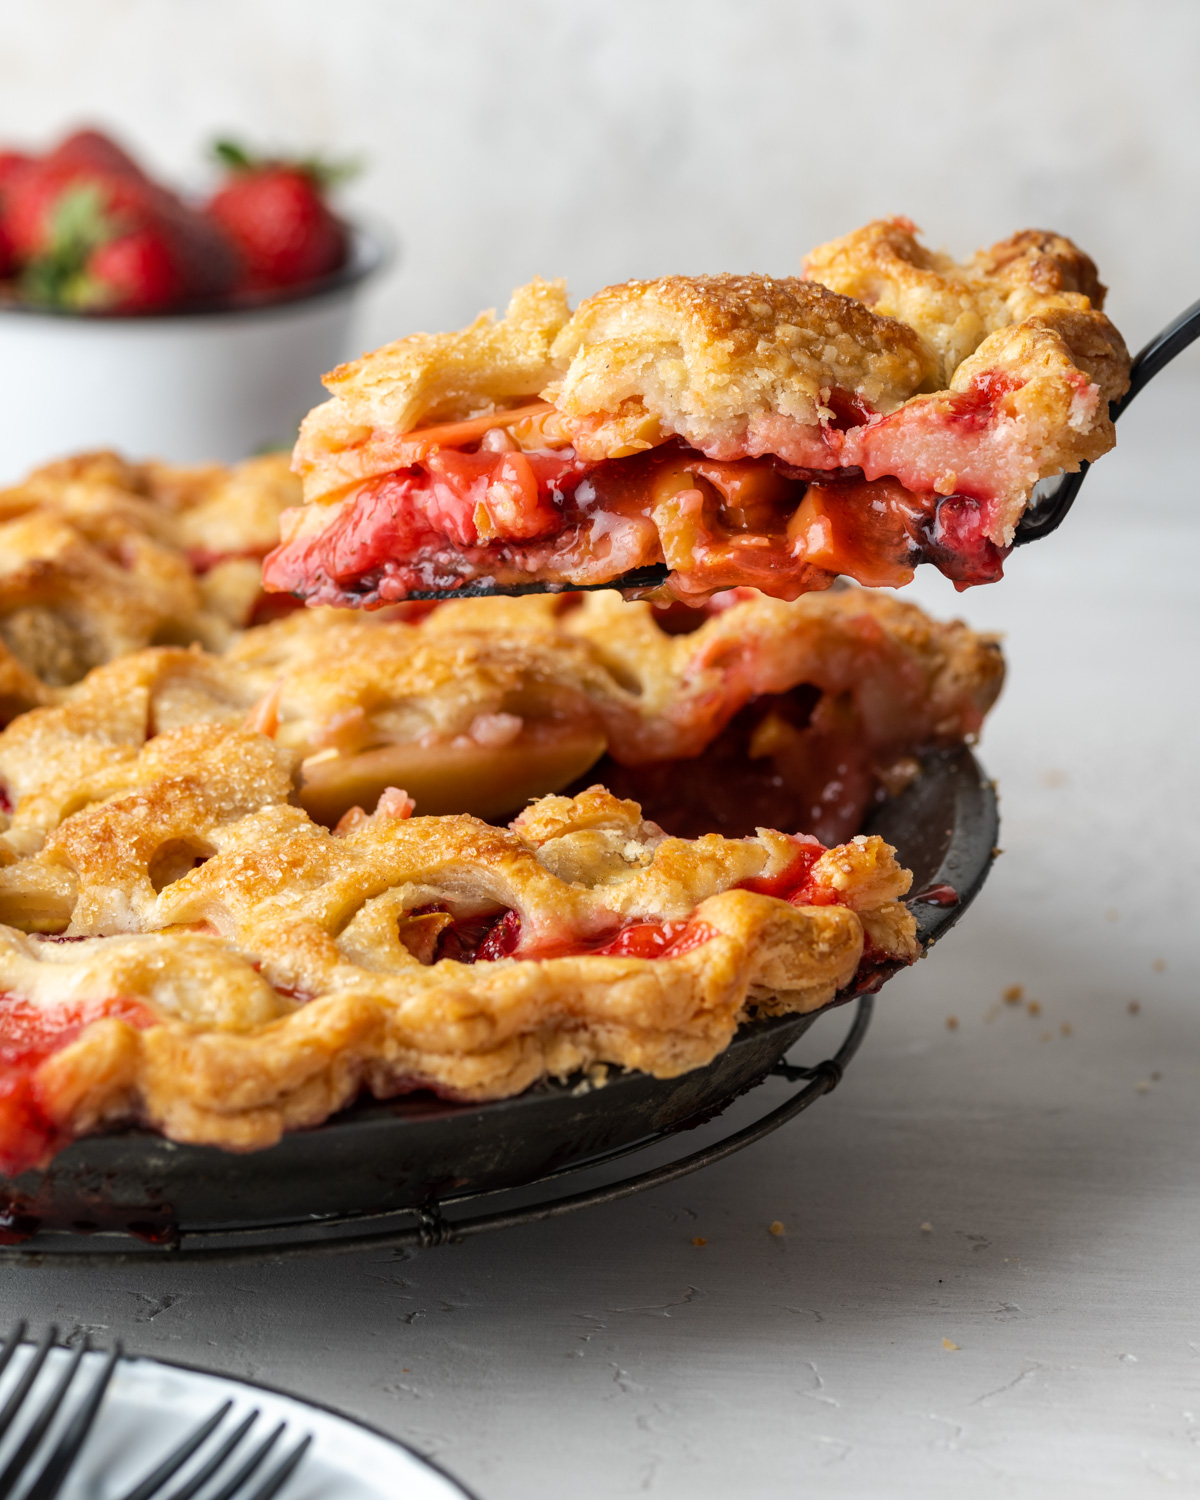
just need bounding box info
[0,376,1198,1497]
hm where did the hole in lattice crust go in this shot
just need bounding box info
[148,838,214,893]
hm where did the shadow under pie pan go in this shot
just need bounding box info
[0,748,996,1260]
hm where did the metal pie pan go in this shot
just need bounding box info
[0,747,997,1245]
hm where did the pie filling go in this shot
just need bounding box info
[0,993,155,1178]
[297,721,609,827]
[576,677,911,848]
[396,835,840,972]
[285,667,933,842]
[263,379,1026,607]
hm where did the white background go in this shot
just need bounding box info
[1,5,1199,1497]
[1,0,1197,358]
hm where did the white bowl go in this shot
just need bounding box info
[0,227,388,481]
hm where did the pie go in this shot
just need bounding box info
[265,218,1130,608]
[0,770,920,1175]
[0,585,1003,866]
[0,449,301,721]
[0,576,1002,1173]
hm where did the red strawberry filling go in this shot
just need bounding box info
[265,374,1025,607]
[400,835,846,973]
[0,994,156,1179]
[591,919,719,959]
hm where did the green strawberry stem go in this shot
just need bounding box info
[210,137,362,189]
[19,183,120,309]
[212,139,256,171]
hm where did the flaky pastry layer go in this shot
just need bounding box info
[0,450,300,718]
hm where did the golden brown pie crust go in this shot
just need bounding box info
[0,449,300,717]
[1,767,918,1167]
[0,585,1002,860]
[0,566,1004,1171]
[0,425,1010,1173]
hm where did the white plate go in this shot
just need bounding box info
[0,1341,474,1499]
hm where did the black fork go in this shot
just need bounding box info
[116,1401,312,1500]
[1013,295,1200,545]
[0,1321,120,1499]
[0,1323,311,1498]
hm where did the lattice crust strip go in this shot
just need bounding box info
[0,766,916,1170]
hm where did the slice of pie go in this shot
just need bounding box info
[265,218,1130,607]
[0,449,301,720]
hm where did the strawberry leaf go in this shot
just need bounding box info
[212,138,256,171]
[18,183,120,308]
[295,152,363,190]
[211,136,362,189]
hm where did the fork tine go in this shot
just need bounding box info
[162,1409,260,1500]
[203,1422,286,1500]
[243,1434,313,1500]
[119,1400,234,1500]
[0,1323,55,1441]
[0,1322,28,1385]
[22,1341,122,1500]
[0,1333,85,1499]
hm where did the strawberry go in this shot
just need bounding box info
[46,128,147,179]
[82,226,186,312]
[0,151,31,193]
[9,128,236,312]
[205,140,350,292]
[4,161,152,260]
[0,151,30,278]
